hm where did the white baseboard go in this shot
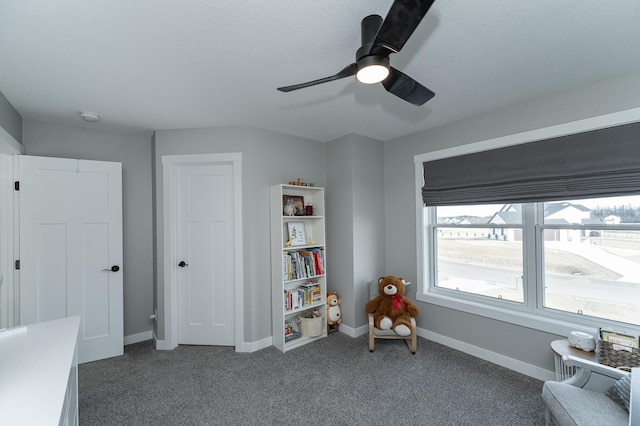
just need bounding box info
[338,323,367,338]
[151,328,272,353]
[152,329,174,350]
[354,324,369,337]
[237,336,272,353]
[124,330,153,346]
[417,328,555,382]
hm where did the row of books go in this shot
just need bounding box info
[284,282,321,312]
[282,248,325,281]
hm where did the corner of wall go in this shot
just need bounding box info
[0,90,23,144]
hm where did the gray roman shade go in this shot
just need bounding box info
[422,122,640,206]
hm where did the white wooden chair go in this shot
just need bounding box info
[367,280,417,354]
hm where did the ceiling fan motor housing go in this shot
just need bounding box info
[357,14,384,61]
[355,14,389,82]
[356,55,389,75]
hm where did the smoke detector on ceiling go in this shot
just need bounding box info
[79,112,100,123]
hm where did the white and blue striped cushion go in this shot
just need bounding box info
[606,373,632,412]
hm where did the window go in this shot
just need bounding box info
[540,197,640,326]
[423,196,640,331]
[434,204,523,303]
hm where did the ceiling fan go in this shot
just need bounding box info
[277,0,436,106]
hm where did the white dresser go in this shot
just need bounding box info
[0,316,80,426]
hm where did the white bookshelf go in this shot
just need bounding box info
[270,184,327,352]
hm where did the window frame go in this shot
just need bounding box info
[414,111,640,338]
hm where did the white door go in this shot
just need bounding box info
[176,163,235,345]
[19,156,123,363]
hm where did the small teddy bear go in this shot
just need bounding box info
[326,291,342,333]
[365,276,419,336]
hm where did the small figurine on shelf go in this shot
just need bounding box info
[284,319,300,341]
[285,323,294,336]
[287,178,315,187]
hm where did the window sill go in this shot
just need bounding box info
[417,291,602,338]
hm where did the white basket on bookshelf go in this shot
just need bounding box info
[296,313,324,337]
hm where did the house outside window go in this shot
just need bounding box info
[422,196,640,333]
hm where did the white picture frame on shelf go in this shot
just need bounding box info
[287,221,307,246]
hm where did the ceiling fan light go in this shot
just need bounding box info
[356,55,390,84]
[357,65,390,84]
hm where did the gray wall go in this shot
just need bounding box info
[22,119,154,338]
[326,135,355,325]
[0,91,22,144]
[383,69,640,372]
[153,126,326,342]
[327,134,385,329]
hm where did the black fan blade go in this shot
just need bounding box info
[382,67,435,106]
[277,63,357,92]
[370,0,435,55]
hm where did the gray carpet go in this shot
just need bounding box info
[79,334,545,425]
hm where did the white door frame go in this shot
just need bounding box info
[0,128,23,329]
[161,153,244,351]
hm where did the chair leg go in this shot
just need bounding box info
[368,313,375,352]
[409,334,417,354]
[409,317,417,354]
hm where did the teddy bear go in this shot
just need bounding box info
[326,291,342,333]
[365,276,419,336]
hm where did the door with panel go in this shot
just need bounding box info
[176,162,235,345]
[19,155,123,363]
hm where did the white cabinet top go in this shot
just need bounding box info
[0,316,80,425]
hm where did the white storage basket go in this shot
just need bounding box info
[296,314,324,337]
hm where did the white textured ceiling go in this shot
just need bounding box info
[1,1,639,142]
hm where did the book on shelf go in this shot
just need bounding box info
[284,281,322,311]
[312,285,321,303]
[282,253,288,281]
[298,250,316,277]
[283,248,325,281]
